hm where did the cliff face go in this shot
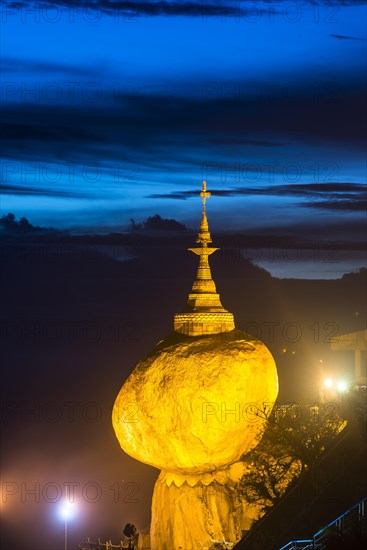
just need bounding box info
[151,472,245,550]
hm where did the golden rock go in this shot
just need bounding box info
[112,330,278,474]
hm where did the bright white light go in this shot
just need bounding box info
[337,380,348,392]
[323,378,333,388]
[59,500,76,521]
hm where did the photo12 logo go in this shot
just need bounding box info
[1,480,140,505]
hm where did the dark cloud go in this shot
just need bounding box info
[1,56,102,77]
[304,199,367,211]
[207,139,289,147]
[1,82,366,169]
[3,0,238,17]
[148,182,367,212]
[267,183,367,200]
[129,214,187,231]
[330,34,366,41]
[148,190,207,199]
[2,122,105,144]
[148,193,190,199]
[0,183,91,198]
[3,1,366,18]
[0,105,114,165]
[149,182,366,197]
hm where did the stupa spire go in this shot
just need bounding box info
[197,180,212,245]
[174,181,235,336]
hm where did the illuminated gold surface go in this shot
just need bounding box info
[150,469,246,549]
[174,181,234,336]
[112,181,279,548]
[112,330,278,474]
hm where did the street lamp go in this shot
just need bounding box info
[336,380,348,393]
[323,378,333,389]
[59,499,76,550]
[323,378,348,393]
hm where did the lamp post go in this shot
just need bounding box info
[59,499,76,550]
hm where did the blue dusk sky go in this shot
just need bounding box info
[1,0,366,240]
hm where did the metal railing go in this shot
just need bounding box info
[279,497,366,550]
[278,540,313,550]
[79,538,133,549]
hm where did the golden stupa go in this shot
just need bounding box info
[113,182,278,549]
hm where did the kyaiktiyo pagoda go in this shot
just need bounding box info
[113,182,279,549]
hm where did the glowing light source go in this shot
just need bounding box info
[59,500,76,550]
[323,378,348,393]
[323,378,333,388]
[59,499,76,520]
[336,380,348,392]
